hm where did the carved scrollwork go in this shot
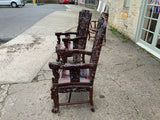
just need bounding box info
[90,16,107,80]
[58,85,90,93]
[49,15,107,113]
[79,10,92,20]
[76,10,92,49]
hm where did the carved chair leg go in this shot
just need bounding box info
[51,88,54,99]
[61,56,67,63]
[56,54,60,62]
[88,32,91,41]
[68,91,72,103]
[52,87,59,113]
[82,54,85,63]
[89,87,95,112]
[104,33,106,43]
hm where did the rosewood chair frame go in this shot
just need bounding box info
[55,10,92,63]
[49,16,107,113]
[88,12,108,42]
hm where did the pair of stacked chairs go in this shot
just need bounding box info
[49,9,107,113]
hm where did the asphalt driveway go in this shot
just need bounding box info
[0,4,66,43]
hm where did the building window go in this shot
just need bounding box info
[123,0,130,8]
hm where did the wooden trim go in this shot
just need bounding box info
[54,82,92,86]
[59,101,90,106]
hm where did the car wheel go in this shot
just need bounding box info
[11,2,17,8]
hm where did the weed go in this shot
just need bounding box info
[122,39,128,42]
[110,26,117,35]
[110,26,129,42]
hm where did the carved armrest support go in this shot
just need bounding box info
[49,62,61,83]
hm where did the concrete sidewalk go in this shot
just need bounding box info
[0,5,91,84]
[0,5,160,120]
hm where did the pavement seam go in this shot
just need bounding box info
[0,78,51,118]
[0,84,10,117]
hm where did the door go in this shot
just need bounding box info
[136,0,160,59]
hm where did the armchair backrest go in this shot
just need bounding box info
[76,10,92,49]
[90,17,107,81]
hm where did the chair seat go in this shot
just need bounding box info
[49,16,107,113]
[58,69,90,84]
[57,41,73,50]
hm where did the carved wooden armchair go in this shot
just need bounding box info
[88,10,109,42]
[55,10,92,62]
[49,16,107,113]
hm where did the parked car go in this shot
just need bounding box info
[59,0,70,4]
[0,0,26,8]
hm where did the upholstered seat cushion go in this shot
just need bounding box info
[57,41,74,50]
[58,69,90,84]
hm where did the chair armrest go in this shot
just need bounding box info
[48,62,61,83]
[57,48,92,56]
[90,20,98,23]
[62,36,86,42]
[49,62,60,69]
[49,62,95,70]
[55,32,77,36]
[55,32,77,44]
[61,63,95,70]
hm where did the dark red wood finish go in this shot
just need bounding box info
[49,16,107,113]
[88,12,108,42]
[55,10,92,63]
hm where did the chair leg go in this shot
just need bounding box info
[62,56,67,63]
[51,88,54,99]
[82,54,85,63]
[52,88,59,113]
[88,32,91,41]
[89,87,95,112]
[104,33,106,43]
[68,91,72,103]
[56,54,60,62]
